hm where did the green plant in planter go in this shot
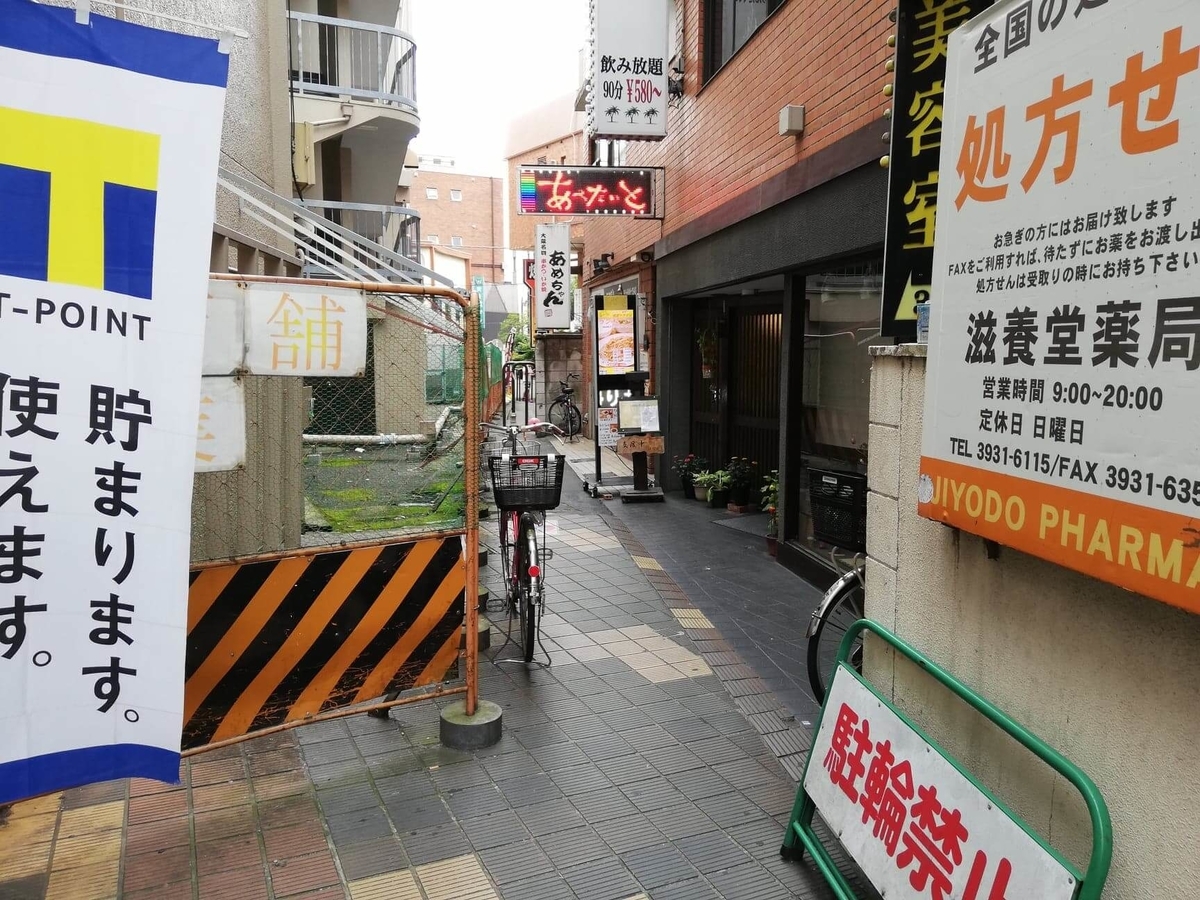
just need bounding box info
[692,470,716,491]
[671,453,708,483]
[707,470,731,491]
[762,469,779,537]
[727,456,758,503]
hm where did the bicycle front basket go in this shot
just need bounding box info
[488,455,566,511]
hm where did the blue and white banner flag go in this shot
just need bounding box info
[0,0,229,803]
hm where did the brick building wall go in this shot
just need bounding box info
[399,169,505,283]
[506,130,589,252]
[579,0,893,279]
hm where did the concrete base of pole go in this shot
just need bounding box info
[478,548,489,568]
[439,699,503,751]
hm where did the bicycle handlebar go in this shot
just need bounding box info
[481,421,564,437]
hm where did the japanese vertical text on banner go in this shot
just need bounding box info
[920,0,1200,613]
[535,224,572,330]
[0,0,228,802]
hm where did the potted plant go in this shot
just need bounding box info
[727,456,758,510]
[671,454,707,500]
[762,469,779,556]
[697,326,717,380]
[705,469,731,508]
[692,470,714,502]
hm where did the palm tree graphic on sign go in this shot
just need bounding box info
[625,105,640,123]
[605,105,621,122]
[643,107,659,124]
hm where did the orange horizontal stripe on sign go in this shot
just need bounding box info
[918,456,1200,614]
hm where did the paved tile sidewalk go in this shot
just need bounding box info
[0,496,863,899]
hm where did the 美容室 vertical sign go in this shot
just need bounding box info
[920,0,1200,614]
[880,0,996,339]
[535,224,572,330]
[588,0,669,141]
[0,0,229,803]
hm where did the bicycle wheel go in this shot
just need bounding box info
[806,575,865,705]
[547,400,579,438]
[517,517,540,662]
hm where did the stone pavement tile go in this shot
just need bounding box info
[695,791,771,830]
[642,744,704,776]
[61,779,126,810]
[561,856,641,900]
[189,754,247,786]
[348,869,422,900]
[191,780,252,813]
[363,749,425,779]
[193,801,256,842]
[375,770,436,802]
[642,803,718,841]
[124,876,193,900]
[500,871,576,900]
[576,730,635,762]
[619,724,677,753]
[249,746,303,777]
[444,783,509,819]
[665,768,735,803]
[535,823,608,870]
[259,792,320,829]
[125,815,191,856]
[620,778,688,814]
[197,863,270,900]
[570,787,637,824]
[195,832,262,875]
[269,849,341,897]
[514,796,585,836]
[384,793,452,831]
[121,845,194,894]
[127,789,188,825]
[497,772,562,808]
[459,808,530,851]
[44,860,119,900]
[252,771,312,802]
[591,813,664,856]
[547,764,613,797]
[263,820,330,860]
[415,853,498,900]
[675,830,755,874]
[705,861,794,900]
[318,782,379,818]
[0,829,54,880]
[398,822,472,866]
[335,834,408,881]
[647,877,723,900]
[477,838,556,886]
[49,828,121,872]
[325,805,393,845]
[619,842,699,891]
[480,751,542,782]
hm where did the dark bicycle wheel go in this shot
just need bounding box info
[806,575,865,705]
[517,518,540,663]
[547,400,581,438]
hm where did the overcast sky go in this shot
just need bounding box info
[410,0,589,177]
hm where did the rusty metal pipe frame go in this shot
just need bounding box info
[181,684,468,758]
[206,275,482,717]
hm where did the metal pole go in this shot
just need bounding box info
[463,292,481,717]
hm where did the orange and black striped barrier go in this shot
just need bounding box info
[182,537,465,750]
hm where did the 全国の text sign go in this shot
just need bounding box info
[0,0,229,803]
[805,666,1077,900]
[920,0,1200,613]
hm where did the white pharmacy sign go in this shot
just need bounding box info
[244,283,368,377]
[535,225,572,330]
[806,667,1077,900]
[0,2,228,802]
[920,0,1200,615]
[195,378,246,473]
[588,0,669,140]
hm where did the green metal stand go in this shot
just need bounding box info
[781,619,1112,900]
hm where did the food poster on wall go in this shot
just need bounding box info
[597,308,636,374]
[597,406,620,448]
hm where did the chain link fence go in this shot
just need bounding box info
[190,289,468,563]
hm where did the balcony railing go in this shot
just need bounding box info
[301,200,421,269]
[216,168,448,289]
[288,11,417,111]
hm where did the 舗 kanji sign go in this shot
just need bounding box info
[535,225,572,331]
[244,284,367,377]
[920,0,1200,613]
[880,0,997,339]
[519,167,656,218]
[0,0,229,803]
[588,0,669,141]
[805,666,1077,900]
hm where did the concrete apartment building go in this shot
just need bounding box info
[183,0,439,561]
[399,157,505,285]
